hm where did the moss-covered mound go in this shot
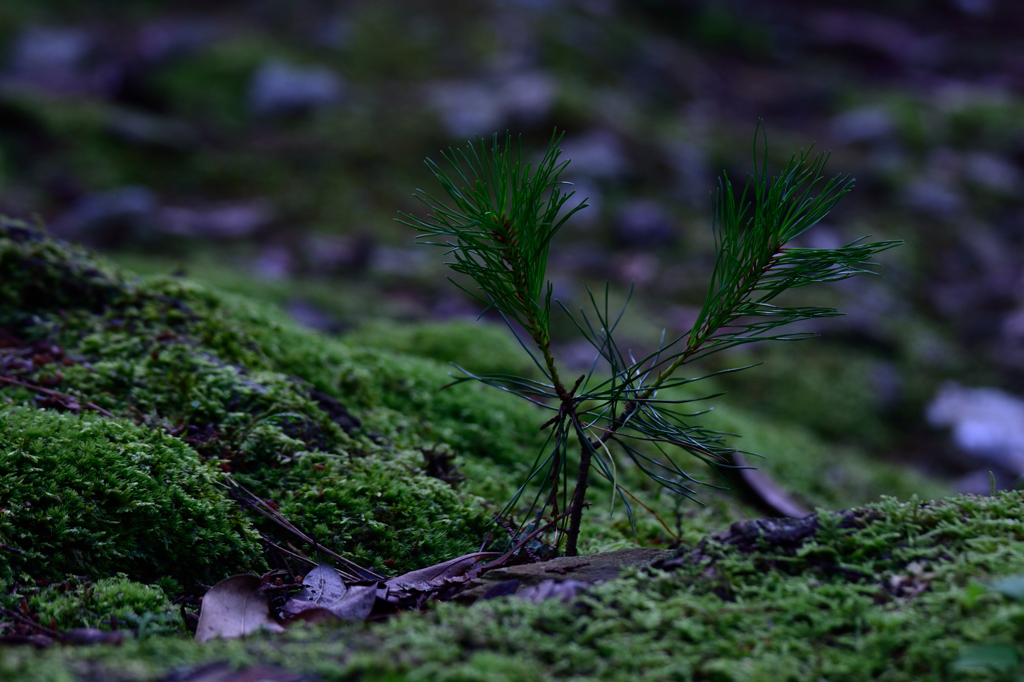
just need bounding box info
[0,216,943,587]
[27,575,182,637]
[4,218,994,679]
[0,217,554,584]
[0,408,261,590]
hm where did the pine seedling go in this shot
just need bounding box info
[400,126,900,556]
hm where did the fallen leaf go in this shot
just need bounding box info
[195,575,285,642]
[294,564,347,605]
[280,602,337,624]
[324,584,378,621]
[281,587,377,623]
[280,599,322,618]
[386,551,499,596]
[282,566,379,623]
[731,452,810,518]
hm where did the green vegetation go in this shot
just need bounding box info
[0,216,548,580]
[5,491,1024,680]
[27,575,181,637]
[0,215,984,681]
[0,407,262,591]
[342,319,537,377]
[338,491,1024,681]
[0,0,1022,676]
[402,129,900,554]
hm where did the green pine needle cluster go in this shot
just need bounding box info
[402,124,900,555]
[400,131,586,366]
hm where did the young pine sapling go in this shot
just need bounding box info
[400,127,899,556]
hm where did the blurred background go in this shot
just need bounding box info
[1,0,1023,496]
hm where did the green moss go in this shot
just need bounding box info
[703,402,950,509]
[343,319,537,378]
[0,218,125,318]
[714,344,896,449]
[0,218,979,681]
[54,333,347,471]
[109,251,387,327]
[22,575,181,636]
[0,221,949,575]
[7,492,1024,681]
[279,452,490,575]
[224,299,548,475]
[0,219,545,580]
[310,490,1024,680]
[0,407,263,589]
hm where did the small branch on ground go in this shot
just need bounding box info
[0,374,115,418]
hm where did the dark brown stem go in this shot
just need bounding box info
[564,422,593,556]
[505,234,588,553]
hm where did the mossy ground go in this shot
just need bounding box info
[0,217,541,581]
[6,221,1015,680]
[5,492,1024,681]
[0,408,263,592]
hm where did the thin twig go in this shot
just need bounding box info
[0,374,115,418]
[493,515,542,563]
[260,533,318,568]
[0,606,60,639]
[479,506,576,573]
[227,476,383,581]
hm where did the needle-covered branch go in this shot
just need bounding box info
[403,124,901,557]
[398,131,587,381]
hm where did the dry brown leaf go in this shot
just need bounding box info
[280,599,322,619]
[282,564,381,623]
[195,574,285,642]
